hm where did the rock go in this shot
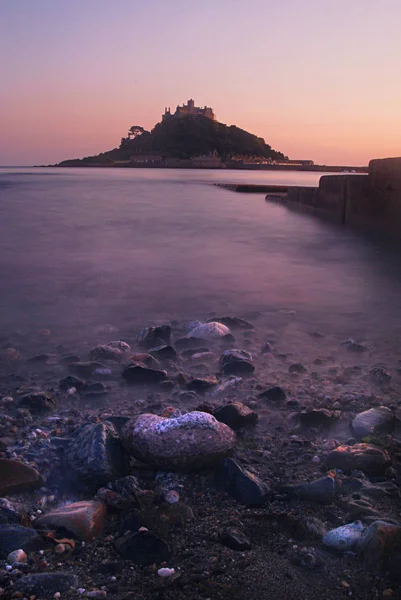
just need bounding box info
[322,521,364,551]
[186,376,218,392]
[326,443,390,475]
[261,341,272,353]
[84,381,107,395]
[282,475,336,504]
[212,377,243,395]
[66,422,130,489]
[289,363,307,374]
[220,458,270,506]
[59,375,87,391]
[89,344,126,362]
[7,549,27,564]
[26,353,53,364]
[207,317,254,330]
[0,458,43,496]
[35,500,106,541]
[357,520,401,571]
[122,363,167,384]
[191,351,216,363]
[341,339,371,352]
[130,353,161,368]
[16,572,79,596]
[299,408,339,428]
[0,499,22,524]
[370,366,392,386]
[258,386,286,402]
[221,527,251,550]
[116,530,171,565]
[351,407,395,440]
[59,354,81,365]
[149,345,177,361]
[107,340,131,352]
[219,349,254,375]
[188,322,230,340]
[96,475,142,510]
[121,412,236,470]
[137,326,171,349]
[69,361,106,378]
[0,525,40,559]
[16,391,55,413]
[181,347,210,358]
[213,402,258,430]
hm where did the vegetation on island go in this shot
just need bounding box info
[56,116,287,166]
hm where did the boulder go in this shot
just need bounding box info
[0,458,43,496]
[219,349,254,375]
[121,412,236,470]
[116,530,170,565]
[137,326,171,349]
[351,406,395,440]
[65,422,130,489]
[326,443,390,475]
[357,520,401,571]
[16,392,55,413]
[220,458,270,506]
[213,402,258,430]
[122,363,167,384]
[188,322,230,340]
[16,573,79,596]
[0,525,41,559]
[35,500,106,541]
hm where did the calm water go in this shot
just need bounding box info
[0,167,400,360]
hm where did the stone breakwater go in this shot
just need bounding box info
[0,317,401,599]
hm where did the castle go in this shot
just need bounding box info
[162,99,215,122]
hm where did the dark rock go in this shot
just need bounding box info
[341,339,371,352]
[0,499,22,524]
[69,361,106,378]
[66,421,130,489]
[59,375,87,391]
[59,354,81,365]
[137,326,171,349]
[326,443,390,475]
[299,408,339,428]
[175,337,208,350]
[286,400,300,408]
[16,572,79,595]
[357,520,401,572]
[219,349,254,375]
[121,412,236,470]
[16,391,55,413]
[130,353,161,369]
[221,527,251,550]
[220,458,270,506]
[26,353,52,364]
[35,500,106,541]
[0,525,40,559]
[181,347,209,358]
[213,402,258,429]
[102,416,132,434]
[0,458,43,495]
[370,367,391,386]
[116,530,171,565]
[84,381,108,395]
[289,363,307,374]
[207,317,254,330]
[221,333,236,344]
[122,363,167,384]
[258,386,286,402]
[186,376,218,392]
[106,475,142,500]
[149,345,177,361]
[261,341,272,353]
[351,406,395,440]
[281,475,336,504]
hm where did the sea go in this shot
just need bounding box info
[0,166,400,366]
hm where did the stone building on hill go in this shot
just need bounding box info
[163,99,215,122]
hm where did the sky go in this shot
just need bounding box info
[1,0,401,166]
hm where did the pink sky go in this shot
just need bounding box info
[1,0,401,166]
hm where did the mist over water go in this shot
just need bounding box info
[0,167,400,365]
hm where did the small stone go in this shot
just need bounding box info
[351,407,395,440]
[219,349,254,375]
[90,345,126,362]
[158,567,175,577]
[0,459,43,496]
[16,392,55,413]
[137,326,171,349]
[69,361,106,378]
[370,367,391,386]
[323,521,364,551]
[35,500,107,541]
[7,550,27,564]
[326,443,390,475]
[191,352,216,363]
[149,345,177,361]
[221,528,251,551]
[258,386,286,402]
[26,353,52,364]
[59,375,87,391]
[188,322,230,340]
[299,408,339,428]
[289,363,307,374]
[220,458,270,506]
[186,376,218,392]
[130,353,160,368]
[122,363,167,384]
[208,317,254,330]
[213,402,258,430]
[341,339,371,352]
[116,530,170,565]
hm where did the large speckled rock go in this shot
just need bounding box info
[357,520,401,572]
[351,406,395,440]
[121,412,236,470]
[326,443,390,475]
[188,322,230,340]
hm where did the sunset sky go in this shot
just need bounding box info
[1,0,400,166]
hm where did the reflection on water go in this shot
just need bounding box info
[0,167,400,362]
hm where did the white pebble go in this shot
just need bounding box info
[5,565,12,572]
[312,455,321,464]
[54,593,61,599]
[164,490,180,505]
[77,589,86,595]
[158,567,175,578]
